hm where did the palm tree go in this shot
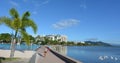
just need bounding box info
[0,8,37,58]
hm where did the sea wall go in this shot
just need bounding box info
[48,46,82,63]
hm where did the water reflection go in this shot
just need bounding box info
[50,45,67,55]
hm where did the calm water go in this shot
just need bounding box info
[0,43,39,50]
[1,44,120,63]
[67,46,120,63]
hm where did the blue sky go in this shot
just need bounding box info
[0,0,120,44]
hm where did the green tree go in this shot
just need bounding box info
[0,33,11,43]
[0,8,37,58]
[67,41,75,46]
[52,40,59,45]
[29,35,35,44]
[43,37,50,45]
[60,41,67,45]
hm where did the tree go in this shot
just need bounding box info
[43,37,50,45]
[0,8,37,58]
[67,41,75,46]
[0,33,11,43]
[29,35,35,44]
[60,41,67,45]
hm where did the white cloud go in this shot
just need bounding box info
[9,1,19,7]
[34,0,50,7]
[31,0,50,13]
[52,19,80,29]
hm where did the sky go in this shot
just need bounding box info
[0,0,120,44]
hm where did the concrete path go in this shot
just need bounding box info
[35,47,66,63]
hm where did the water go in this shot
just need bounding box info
[67,46,120,63]
[1,44,120,63]
[0,43,39,51]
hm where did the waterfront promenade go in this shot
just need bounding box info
[0,46,82,63]
[32,46,81,63]
[35,48,66,63]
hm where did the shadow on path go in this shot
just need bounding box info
[29,53,36,63]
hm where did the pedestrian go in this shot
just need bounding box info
[36,46,48,57]
[44,46,49,57]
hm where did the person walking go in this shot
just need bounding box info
[44,46,49,57]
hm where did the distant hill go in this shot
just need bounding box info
[84,41,112,46]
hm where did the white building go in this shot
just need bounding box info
[36,34,67,42]
[35,35,45,42]
[60,35,67,42]
[46,35,55,41]
[46,34,67,42]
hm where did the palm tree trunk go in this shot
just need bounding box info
[10,38,16,58]
[10,31,18,58]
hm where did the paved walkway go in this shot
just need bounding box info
[35,47,66,63]
[1,46,66,63]
[2,46,81,63]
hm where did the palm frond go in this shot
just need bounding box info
[11,18,21,30]
[10,8,19,19]
[20,30,30,45]
[27,19,37,34]
[21,11,37,34]
[0,17,2,24]
[0,16,13,29]
[21,11,30,21]
[21,19,37,34]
